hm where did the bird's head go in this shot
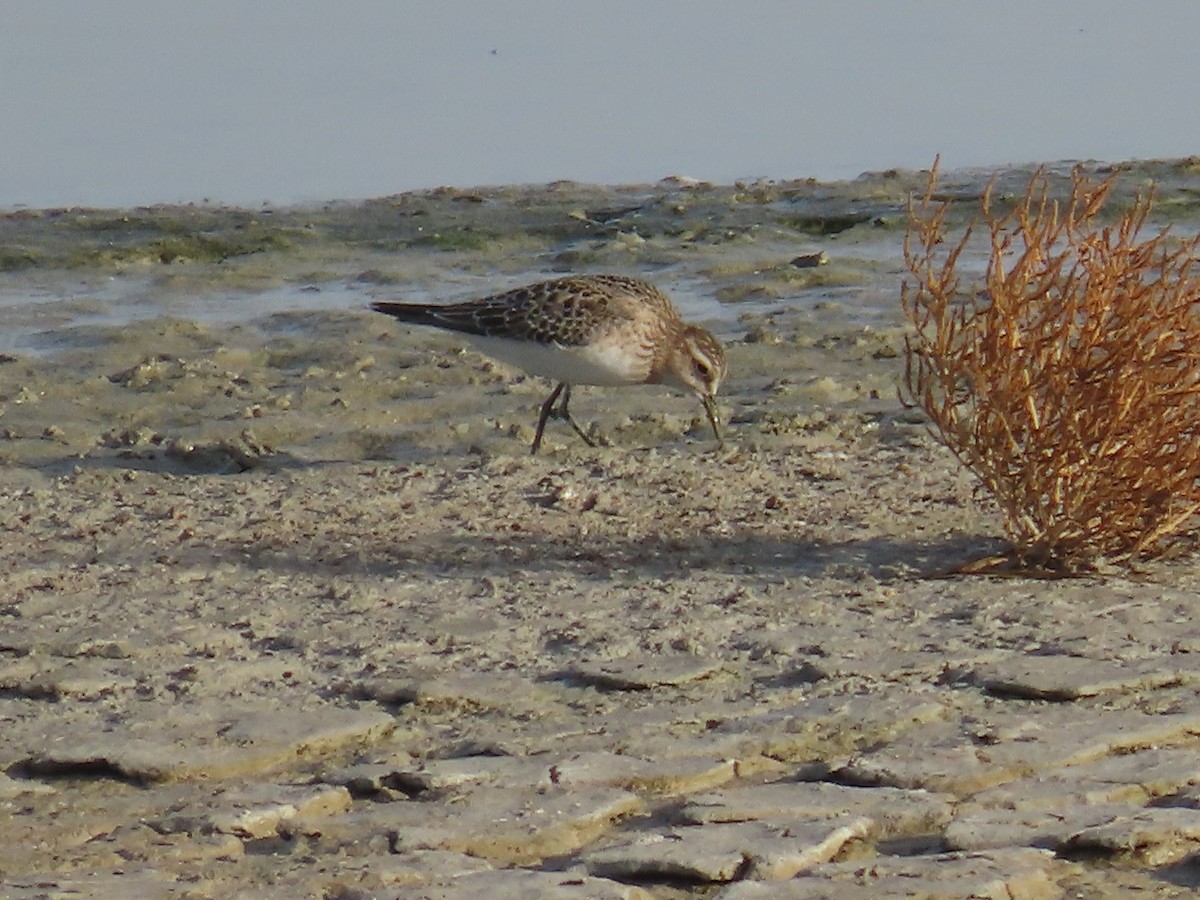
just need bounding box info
[663,324,726,442]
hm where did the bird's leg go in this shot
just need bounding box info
[531,382,566,455]
[531,384,598,454]
[557,385,596,447]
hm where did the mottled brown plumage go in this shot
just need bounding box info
[371,275,726,453]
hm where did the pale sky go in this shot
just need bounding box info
[3,1,1199,207]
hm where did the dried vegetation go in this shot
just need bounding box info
[902,164,1200,571]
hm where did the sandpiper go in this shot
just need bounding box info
[371,274,726,454]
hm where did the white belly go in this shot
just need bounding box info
[467,334,646,386]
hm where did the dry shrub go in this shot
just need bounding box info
[902,163,1200,571]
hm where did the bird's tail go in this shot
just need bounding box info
[370,300,489,337]
[370,301,441,325]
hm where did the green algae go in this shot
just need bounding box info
[411,227,499,252]
[0,246,39,271]
[780,212,876,235]
[66,226,296,267]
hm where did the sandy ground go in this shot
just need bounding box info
[4,162,1200,897]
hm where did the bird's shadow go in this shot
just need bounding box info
[55,446,1007,583]
[208,523,1004,584]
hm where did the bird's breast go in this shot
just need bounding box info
[467,334,650,386]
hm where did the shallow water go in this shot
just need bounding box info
[0,274,773,357]
[0,167,938,354]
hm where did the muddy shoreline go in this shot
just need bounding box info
[3,161,1200,897]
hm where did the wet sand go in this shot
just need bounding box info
[3,161,1200,897]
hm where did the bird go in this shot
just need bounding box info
[370,274,726,454]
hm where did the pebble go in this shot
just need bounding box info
[584,817,872,882]
[18,705,396,782]
[713,848,1067,899]
[1063,807,1200,865]
[680,781,954,837]
[570,653,726,689]
[971,653,1189,700]
[409,869,654,899]
[149,782,353,839]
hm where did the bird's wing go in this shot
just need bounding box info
[372,277,641,346]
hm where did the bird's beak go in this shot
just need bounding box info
[701,393,722,444]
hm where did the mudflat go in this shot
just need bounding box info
[3,161,1200,897]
